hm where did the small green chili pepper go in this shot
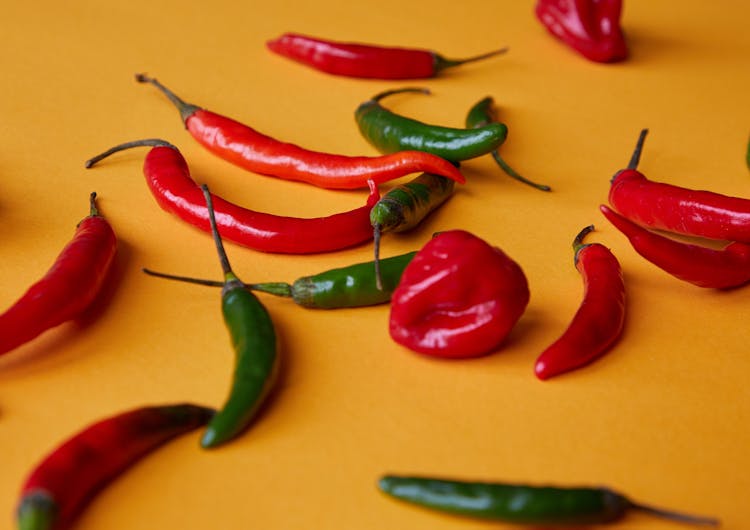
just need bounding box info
[142,251,417,309]
[378,475,719,526]
[355,87,507,162]
[199,184,279,449]
[369,173,455,288]
[465,96,551,191]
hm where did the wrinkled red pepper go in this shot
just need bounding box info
[388,230,529,359]
[535,0,628,63]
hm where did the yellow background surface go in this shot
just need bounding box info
[1,1,748,528]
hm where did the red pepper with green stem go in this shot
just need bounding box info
[0,192,117,357]
[601,204,750,289]
[266,32,508,79]
[16,403,213,530]
[535,0,628,63]
[389,230,529,359]
[609,129,750,242]
[85,139,380,254]
[134,74,465,190]
[534,225,625,380]
[464,96,551,191]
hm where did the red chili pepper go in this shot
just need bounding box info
[534,225,625,380]
[609,129,750,242]
[85,139,380,254]
[134,74,465,190]
[535,0,627,63]
[266,32,508,79]
[600,204,750,289]
[0,192,117,357]
[389,230,529,359]
[16,403,213,530]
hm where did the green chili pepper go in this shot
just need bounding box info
[142,250,417,309]
[465,96,551,191]
[355,87,507,162]
[378,475,720,526]
[369,172,455,288]
[199,184,279,449]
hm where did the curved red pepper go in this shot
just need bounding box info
[135,74,465,190]
[534,226,625,380]
[86,140,380,254]
[389,230,529,359]
[16,403,213,530]
[0,192,117,357]
[266,33,507,79]
[609,129,750,242]
[535,0,627,63]
[601,204,750,289]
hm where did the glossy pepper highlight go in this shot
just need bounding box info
[535,0,628,63]
[355,87,507,162]
[609,129,750,242]
[378,475,719,526]
[601,204,750,289]
[266,32,508,79]
[534,225,624,380]
[135,74,464,189]
[0,192,117,357]
[465,96,551,191]
[389,230,529,358]
[199,185,279,448]
[86,139,379,254]
[16,403,213,530]
[370,173,455,289]
[142,250,417,309]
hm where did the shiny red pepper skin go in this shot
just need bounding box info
[16,403,213,530]
[535,226,625,380]
[266,33,506,79]
[601,204,750,289]
[609,129,750,242]
[86,140,380,254]
[135,74,465,190]
[0,193,117,357]
[535,0,627,63]
[389,230,529,359]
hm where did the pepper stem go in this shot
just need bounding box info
[434,46,509,73]
[135,73,201,123]
[572,224,595,264]
[89,191,100,216]
[370,87,431,103]
[85,138,177,168]
[373,223,383,291]
[627,129,649,170]
[142,267,294,298]
[490,151,551,191]
[201,184,234,280]
[628,499,720,526]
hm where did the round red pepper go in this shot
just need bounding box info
[388,230,529,359]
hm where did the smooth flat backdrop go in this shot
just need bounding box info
[1,1,748,528]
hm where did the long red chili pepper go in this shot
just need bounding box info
[535,0,628,63]
[534,225,625,380]
[609,129,750,242]
[16,403,213,530]
[600,204,750,289]
[134,74,465,190]
[266,32,508,79]
[0,192,117,357]
[85,139,380,254]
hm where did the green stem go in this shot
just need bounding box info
[85,138,176,168]
[434,47,509,72]
[628,499,720,526]
[142,267,293,298]
[490,151,551,191]
[89,191,100,216]
[135,73,201,123]
[371,87,431,103]
[627,129,649,170]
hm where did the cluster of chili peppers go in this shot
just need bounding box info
[7,4,731,527]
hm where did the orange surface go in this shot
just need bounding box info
[1,1,749,528]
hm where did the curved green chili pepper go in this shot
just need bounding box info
[199,185,279,449]
[142,250,417,309]
[378,475,719,526]
[369,173,455,288]
[465,96,551,191]
[355,87,507,162]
